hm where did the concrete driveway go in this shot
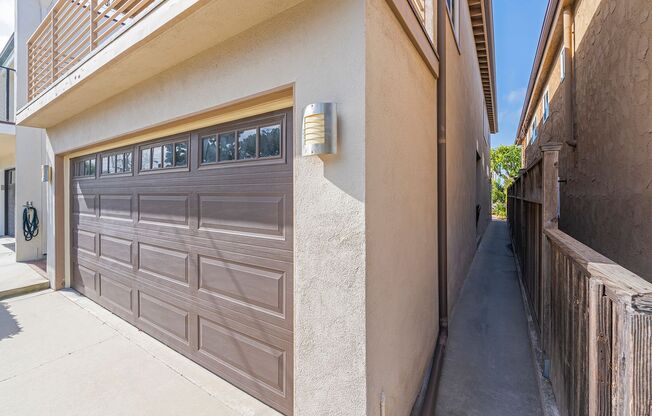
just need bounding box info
[0,236,49,299]
[0,289,281,416]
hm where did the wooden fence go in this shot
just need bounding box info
[508,146,652,416]
[27,0,159,100]
[508,159,543,328]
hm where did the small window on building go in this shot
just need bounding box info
[74,156,96,178]
[560,48,566,81]
[140,138,188,172]
[447,0,459,35]
[100,150,133,176]
[530,116,538,143]
[411,0,426,23]
[543,91,550,121]
[201,119,283,165]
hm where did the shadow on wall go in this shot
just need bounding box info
[0,302,21,341]
[2,242,16,253]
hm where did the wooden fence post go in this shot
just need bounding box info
[540,143,562,360]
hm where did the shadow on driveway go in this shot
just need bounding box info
[0,302,21,341]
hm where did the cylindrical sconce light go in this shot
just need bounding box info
[302,102,337,156]
[41,165,51,183]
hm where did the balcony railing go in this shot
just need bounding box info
[0,65,15,124]
[27,0,158,101]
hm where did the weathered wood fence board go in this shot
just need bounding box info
[508,147,652,416]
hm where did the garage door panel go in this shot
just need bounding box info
[73,194,97,217]
[198,255,286,317]
[98,273,134,315]
[74,205,293,253]
[72,262,98,294]
[198,193,286,239]
[70,108,293,415]
[98,194,134,222]
[99,234,134,267]
[137,291,190,345]
[137,193,191,228]
[72,228,97,256]
[197,315,286,392]
[137,242,190,286]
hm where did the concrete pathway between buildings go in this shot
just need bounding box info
[0,236,49,300]
[0,289,281,416]
[435,220,544,416]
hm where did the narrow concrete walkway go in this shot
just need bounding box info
[435,220,543,416]
[0,237,49,300]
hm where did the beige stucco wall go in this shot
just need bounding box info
[45,0,368,414]
[28,0,494,413]
[445,0,492,312]
[364,1,438,415]
[559,0,652,281]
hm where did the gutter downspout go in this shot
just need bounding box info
[421,0,448,413]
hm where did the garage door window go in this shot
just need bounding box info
[140,139,188,172]
[74,156,96,178]
[101,150,133,176]
[201,121,282,165]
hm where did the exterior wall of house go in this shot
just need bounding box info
[17,0,494,413]
[44,0,369,414]
[365,1,438,414]
[445,0,493,312]
[560,0,652,282]
[523,40,565,167]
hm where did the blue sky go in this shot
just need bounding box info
[491,0,548,148]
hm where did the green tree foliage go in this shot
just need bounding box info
[491,145,522,217]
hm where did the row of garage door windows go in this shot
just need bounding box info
[73,122,282,178]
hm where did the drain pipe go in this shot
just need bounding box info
[421,0,448,413]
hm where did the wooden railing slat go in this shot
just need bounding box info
[27,0,160,100]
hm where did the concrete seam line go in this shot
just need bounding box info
[510,234,560,416]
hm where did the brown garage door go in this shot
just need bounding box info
[70,109,293,414]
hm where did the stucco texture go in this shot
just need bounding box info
[561,0,652,282]
[46,1,368,414]
[36,0,494,413]
[445,0,492,313]
[524,38,565,167]
[364,1,438,415]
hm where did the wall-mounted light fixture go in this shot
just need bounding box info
[41,165,51,183]
[302,103,337,156]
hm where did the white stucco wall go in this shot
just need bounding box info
[364,1,438,415]
[14,0,48,262]
[45,0,367,414]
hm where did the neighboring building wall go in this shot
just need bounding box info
[519,0,652,281]
[45,1,368,414]
[560,0,652,281]
[365,1,438,415]
[524,40,565,167]
[445,0,493,312]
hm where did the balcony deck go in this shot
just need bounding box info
[17,0,304,128]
